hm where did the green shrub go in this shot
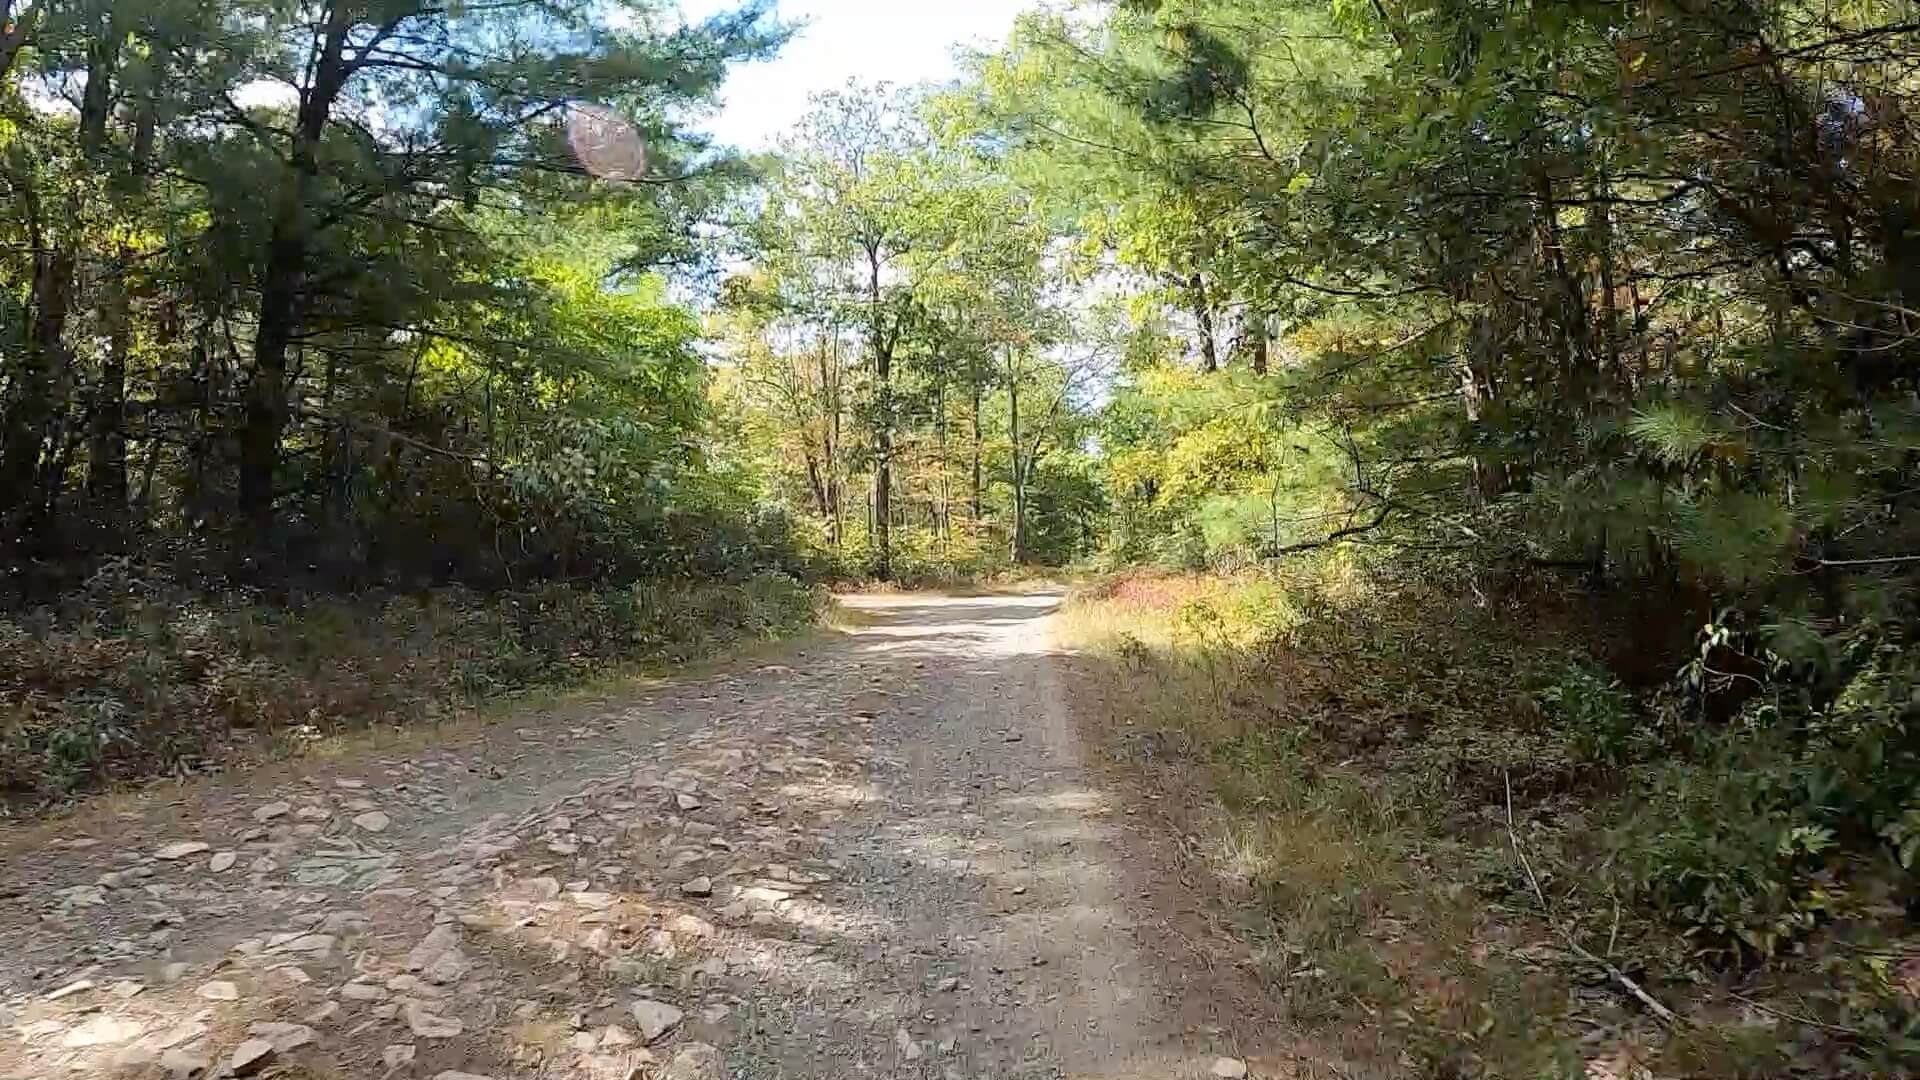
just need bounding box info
[1538,660,1639,766]
[1605,621,1920,960]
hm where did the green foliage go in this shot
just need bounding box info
[1065,564,1920,1071]
[1538,661,1638,767]
[0,0,792,593]
[712,82,1111,580]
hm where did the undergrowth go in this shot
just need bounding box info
[1059,563,1920,1078]
[0,561,825,812]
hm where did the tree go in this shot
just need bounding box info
[0,0,790,594]
[755,85,936,579]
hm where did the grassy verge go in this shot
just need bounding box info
[0,565,825,814]
[1057,567,1918,1078]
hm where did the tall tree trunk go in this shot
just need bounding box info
[0,1,40,80]
[969,351,983,525]
[87,270,131,523]
[0,220,70,528]
[1,14,114,533]
[90,45,162,527]
[240,2,354,529]
[866,245,893,580]
[1191,274,1219,373]
[1249,309,1269,375]
[803,450,830,522]
[934,365,949,551]
[1008,353,1028,563]
[815,338,841,547]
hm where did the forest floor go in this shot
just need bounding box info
[0,592,1289,1080]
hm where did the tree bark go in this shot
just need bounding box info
[969,351,983,525]
[1,12,114,533]
[1191,274,1219,373]
[935,363,950,550]
[1008,351,1028,563]
[1249,309,1269,375]
[240,2,355,529]
[866,243,893,579]
[0,1,39,80]
[90,40,163,527]
[815,337,841,547]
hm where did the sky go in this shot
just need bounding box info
[678,0,1035,150]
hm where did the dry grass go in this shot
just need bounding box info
[1054,570,1609,1078]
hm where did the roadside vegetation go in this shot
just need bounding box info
[1,567,821,810]
[1062,562,1920,1078]
[0,1,821,810]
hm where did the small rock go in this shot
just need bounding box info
[675,791,703,811]
[352,811,391,833]
[196,980,240,1001]
[668,913,715,938]
[230,1038,276,1074]
[341,981,388,1002]
[305,1001,340,1025]
[896,1027,923,1062]
[679,876,713,898]
[62,1015,144,1048]
[148,1020,207,1050]
[936,977,960,992]
[266,965,312,988]
[431,1073,495,1080]
[155,842,210,861]
[628,998,684,1043]
[46,977,95,1000]
[660,1042,725,1080]
[248,1022,315,1052]
[1211,1058,1249,1079]
[387,973,440,996]
[382,1044,416,1068]
[254,802,291,822]
[112,1043,160,1069]
[159,1047,211,1077]
[274,932,337,958]
[406,924,471,985]
[406,1002,463,1038]
[598,1025,635,1048]
[209,852,238,873]
[55,884,107,907]
[295,806,331,821]
[110,979,145,999]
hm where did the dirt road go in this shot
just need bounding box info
[0,593,1264,1080]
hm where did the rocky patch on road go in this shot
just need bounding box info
[2,595,1276,1079]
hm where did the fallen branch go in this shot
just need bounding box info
[1727,993,1861,1037]
[1503,769,1684,1027]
